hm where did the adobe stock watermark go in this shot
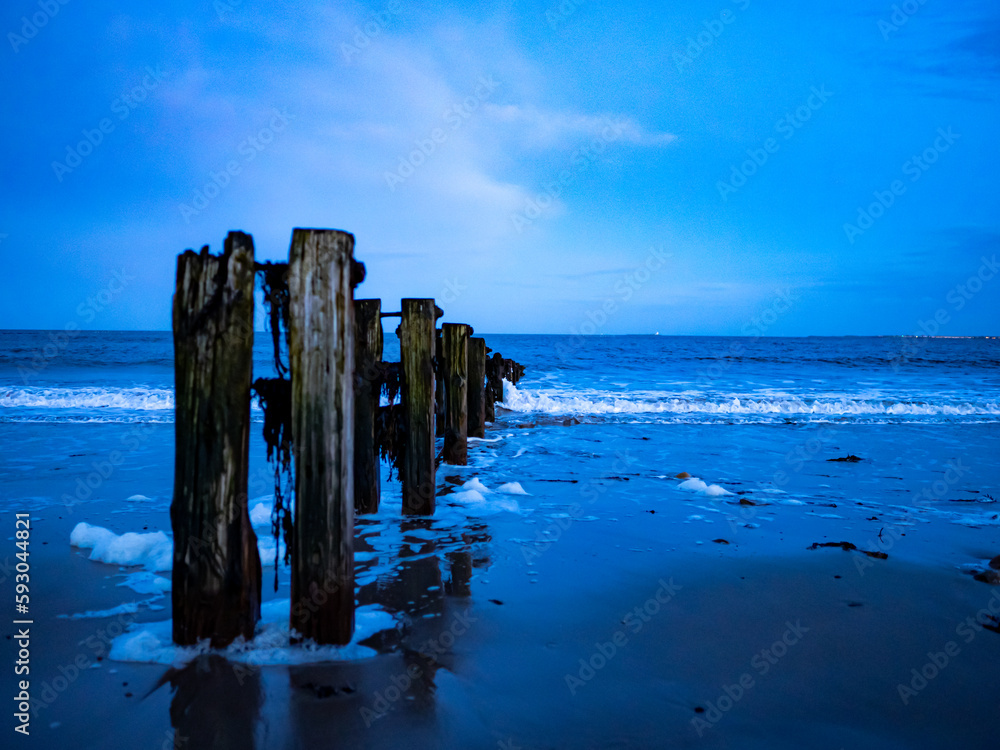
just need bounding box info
[17,268,136,384]
[910,255,996,338]
[843,127,959,244]
[510,119,630,232]
[692,620,809,736]
[674,0,752,73]
[896,589,1000,705]
[520,450,640,566]
[7,0,71,53]
[878,0,930,41]
[728,426,836,535]
[855,459,970,573]
[545,0,588,30]
[60,422,155,513]
[51,66,170,182]
[214,0,242,21]
[889,255,997,370]
[341,0,402,62]
[178,108,294,223]
[564,578,682,695]
[29,612,137,719]
[438,277,467,306]
[717,85,832,201]
[553,245,672,362]
[695,287,799,386]
[359,609,477,725]
[384,75,499,192]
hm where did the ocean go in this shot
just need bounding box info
[2,331,1000,749]
[3,332,999,425]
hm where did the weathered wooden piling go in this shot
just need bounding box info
[171,232,261,648]
[442,323,470,465]
[435,331,446,438]
[399,298,436,514]
[288,228,358,644]
[468,337,487,439]
[485,352,505,421]
[354,299,383,515]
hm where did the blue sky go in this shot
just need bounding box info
[1,0,997,335]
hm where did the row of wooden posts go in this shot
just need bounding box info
[171,228,523,649]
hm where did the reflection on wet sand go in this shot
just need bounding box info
[164,655,262,750]
[159,509,495,747]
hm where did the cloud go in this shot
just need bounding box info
[481,103,676,149]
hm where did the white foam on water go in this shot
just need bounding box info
[119,571,171,594]
[445,488,521,517]
[497,482,530,495]
[125,494,153,502]
[775,498,806,506]
[71,522,172,572]
[0,386,175,410]
[250,500,273,527]
[949,512,1000,528]
[678,478,734,497]
[461,478,492,494]
[109,602,397,666]
[71,522,283,572]
[500,383,1000,422]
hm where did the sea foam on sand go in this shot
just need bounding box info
[445,478,521,516]
[109,601,397,666]
[70,522,173,571]
[678,477,734,497]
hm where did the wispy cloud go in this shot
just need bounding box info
[481,104,677,149]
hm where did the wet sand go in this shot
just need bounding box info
[5,420,1000,749]
[13,510,1000,749]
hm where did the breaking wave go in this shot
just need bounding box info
[500,383,1000,423]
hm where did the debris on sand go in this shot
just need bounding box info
[808,541,888,559]
[973,570,1000,585]
[827,455,863,462]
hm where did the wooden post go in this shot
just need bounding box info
[485,352,505,421]
[442,323,470,465]
[171,232,261,648]
[435,331,445,437]
[400,299,436,515]
[354,299,383,515]
[468,337,486,438]
[288,228,357,644]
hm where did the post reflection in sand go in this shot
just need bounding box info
[159,510,493,747]
[164,654,263,750]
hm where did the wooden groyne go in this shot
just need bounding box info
[170,227,524,646]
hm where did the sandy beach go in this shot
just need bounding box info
[6,399,1000,749]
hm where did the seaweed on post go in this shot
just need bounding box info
[376,362,405,479]
[253,262,293,590]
